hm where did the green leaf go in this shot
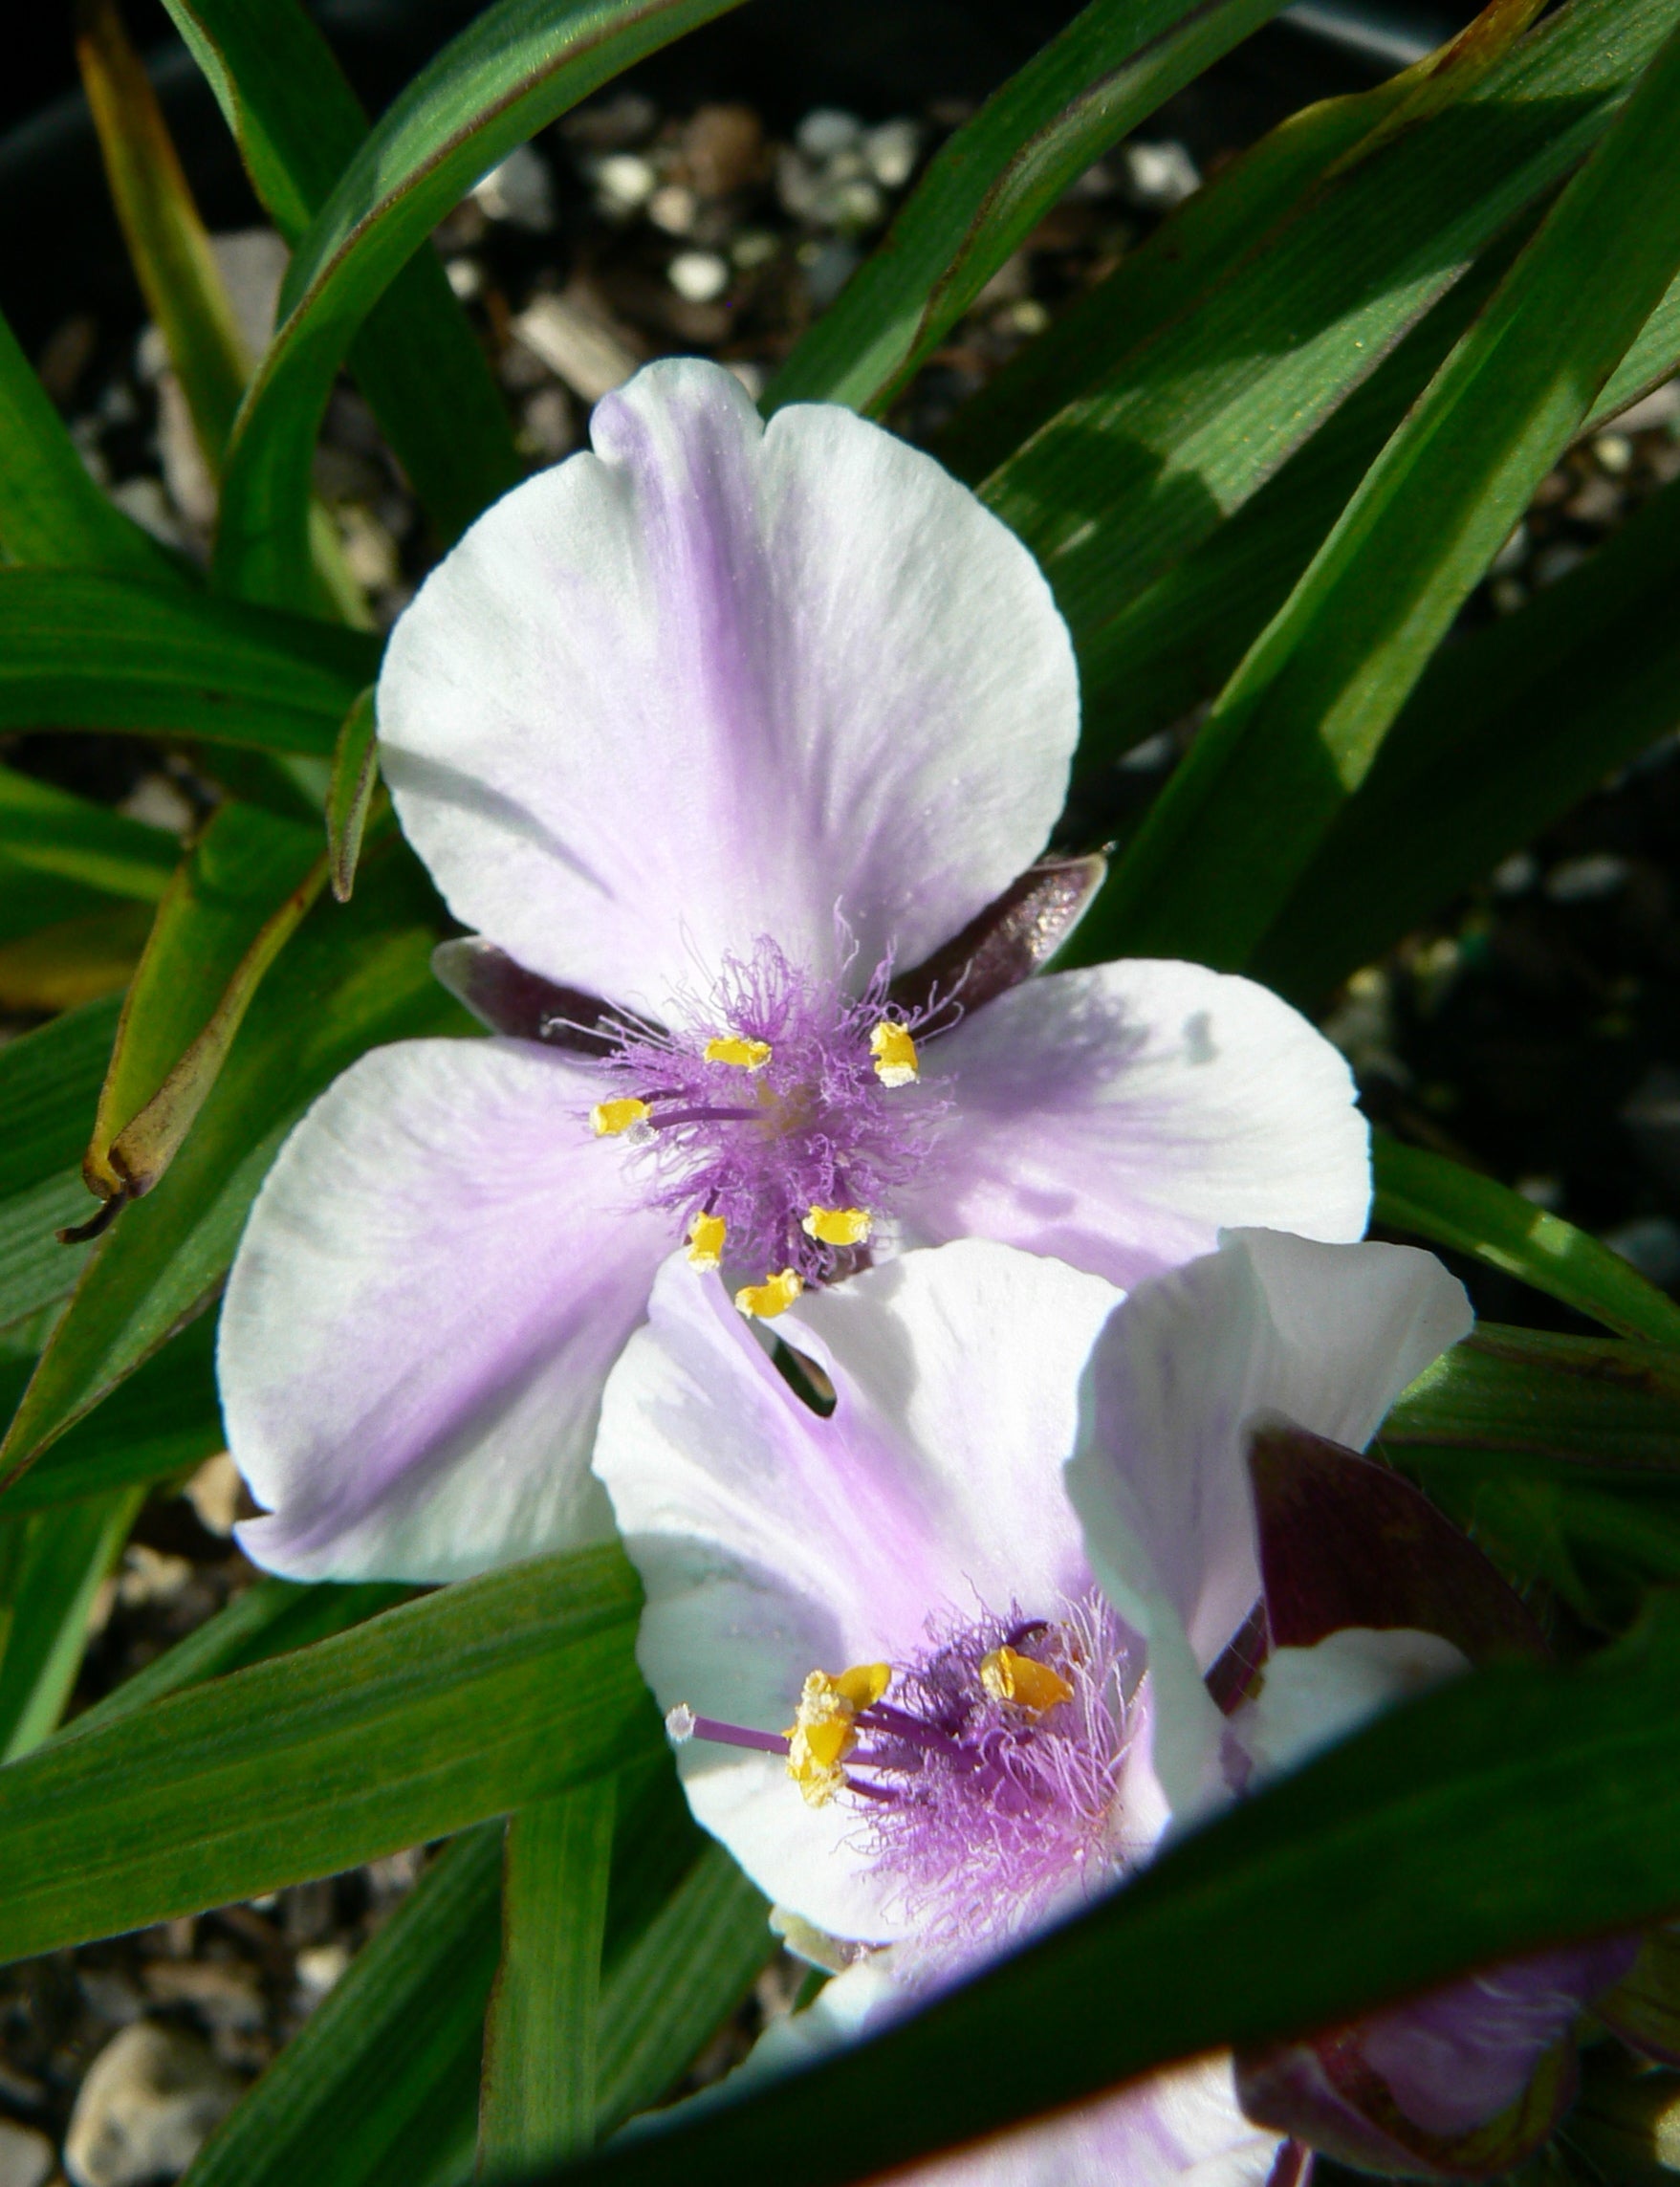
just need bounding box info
[763,0,1295,416]
[1077,11,1680,970]
[954,0,1676,780]
[1372,1134,1680,1347]
[214,0,752,610]
[1058,228,1526,769]
[480,1783,618,2177]
[326,687,381,902]
[76,0,250,467]
[0,904,152,1014]
[1062,236,1680,776]
[1385,1322,1680,1473]
[63,1570,414,1737]
[0,845,467,1487]
[161,0,522,547]
[0,305,184,580]
[1253,470,1680,1005]
[0,1543,658,1960]
[79,801,323,1212]
[0,761,180,903]
[535,1595,1680,2187]
[0,570,379,755]
[0,1309,222,1516]
[594,1841,771,2135]
[184,1824,505,2187]
[76,0,367,625]
[184,1770,759,2187]
[1378,1323,1680,1622]
[0,996,121,1336]
[0,1488,142,1762]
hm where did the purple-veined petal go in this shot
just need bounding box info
[591,1241,1121,1942]
[1237,1935,1635,2174]
[716,1963,1279,2187]
[897,961,1370,1291]
[870,2055,1282,2187]
[220,1037,668,1582]
[377,359,1078,1009]
[1066,1232,1471,1810]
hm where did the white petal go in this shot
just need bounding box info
[1067,1231,1472,1807]
[378,359,1078,1007]
[220,1037,668,1582]
[592,1240,1119,1941]
[1235,1628,1471,1781]
[900,960,1370,1290]
[875,2055,1281,2187]
[684,1974,1278,2187]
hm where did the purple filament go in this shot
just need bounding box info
[688,1715,789,1757]
[586,933,949,1283]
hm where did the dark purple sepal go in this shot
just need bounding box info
[1594,1922,1680,2067]
[890,853,1107,1021]
[1249,1424,1548,1665]
[1237,2013,1579,2179]
[430,937,623,1056]
[1206,1599,1270,1716]
[1266,2138,1314,2187]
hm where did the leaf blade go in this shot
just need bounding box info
[1078,11,1680,968]
[0,1545,658,1960]
[214,0,751,609]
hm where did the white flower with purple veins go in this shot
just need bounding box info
[218,357,1368,1583]
[591,1229,1476,2184]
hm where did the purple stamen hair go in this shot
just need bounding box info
[849,1593,1138,1964]
[589,933,949,1282]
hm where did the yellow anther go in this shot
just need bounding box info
[980,1646,1075,1713]
[590,1097,650,1137]
[704,1035,773,1071]
[870,1021,919,1087]
[801,1205,873,1248]
[733,1268,804,1320]
[783,1664,891,1806]
[687,1210,727,1271]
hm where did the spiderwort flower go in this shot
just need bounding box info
[590,1229,1475,2182]
[219,359,1367,1582]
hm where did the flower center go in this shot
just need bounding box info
[669,1593,1137,1959]
[584,937,946,1313]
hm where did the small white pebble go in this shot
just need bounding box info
[1489,519,1528,575]
[1491,851,1538,895]
[1515,1175,1563,1211]
[1120,139,1200,209]
[731,230,779,270]
[1489,574,1527,616]
[1608,380,1680,433]
[829,177,885,230]
[592,151,657,212]
[727,361,767,401]
[295,1943,351,2000]
[667,251,731,303]
[647,183,698,236]
[796,107,862,160]
[1531,542,1586,588]
[1593,431,1634,475]
[1545,852,1627,903]
[1004,298,1050,337]
[862,118,920,189]
[134,323,169,383]
[1603,1216,1680,1287]
[445,257,483,300]
[471,144,555,232]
